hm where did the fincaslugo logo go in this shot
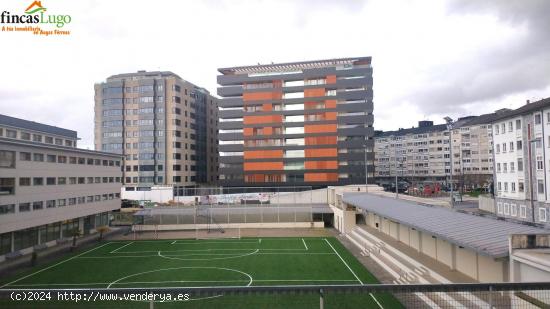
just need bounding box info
[1,1,72,36]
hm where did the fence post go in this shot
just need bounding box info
[319,288,324,309]
[150,299,154,309]
[488,285,493,309]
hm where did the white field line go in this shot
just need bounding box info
[302,238,308,250]
[114,248,307,253]
[10,279,359,287]
[171,240,177,244]
[0,242,111,289]
[323,238,385,309]
[110,242,133,253]
[78,252,337,259]
[172,240,258,245]
[324,238,363,285]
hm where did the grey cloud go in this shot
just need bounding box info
[402,0,550,115]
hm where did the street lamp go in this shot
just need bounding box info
[444,117,454,208]
[528,137,541,223]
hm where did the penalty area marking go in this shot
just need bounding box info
[107,266,254,289]
[323,238,384,309]
[157,249,259,261]
[0,242,110,289]
[110,242,134,253]
[302,238,308,250]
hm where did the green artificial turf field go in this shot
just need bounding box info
[0,237,402,308]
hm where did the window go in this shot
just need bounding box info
[19,177,30,186]
[511,182,516,192]
[497,182,502,191]
[516,119,521,130]
[539,208,547,222]
[504,203,510,215]
[510,142,514,152]
[33,201,43,210]
[68,198,76,205]
[518,159,523,172]
[504,182,508,192]
[33,153,44,162]
[517,140,522,150]
[510,162,515,172]
[495,125,500,135]
[511,204,517,216]
[33,134,42,142]
[33,177,43,186]
[78,177,85,184]
[45,136,53,144]
[19,203,31,212]
[6,129,17,138]
[0,204,15,215]
[496,144,500,153]
[520,205,527,218]
[502,143,507,152]
[0,151,15,168]
[501,123,505,132]
[46,177,56,185]
[0,178,15,195]
[496,163,501,173]
[538,179,545,194]
[58,177,66,185]
[535,113,542,125]
[497,202,503,214]
[519,182,525,192]
[537,156,543,170]
[69,177,76,185]
[58,156,67,163]
[47,154,56,163]
[20,152,31,161]
[46,200,56,208]
[58,199,66,207]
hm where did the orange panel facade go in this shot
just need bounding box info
[304,88,325,97]
[243,115,283,125]
[325,100,337,108]
[304,124,337,134]
[243,150,283,160]
[243,161,283,171]
[326,75,337,84]
[305,136,337,145]
[305,148,337,158]
[305,161,338,169]
[304,173,338,182]
[243,91,282,101]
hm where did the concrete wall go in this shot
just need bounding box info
[479,195,495,213]
[135,221,324,231]
[270,188,329,204]
[361,210,507,282]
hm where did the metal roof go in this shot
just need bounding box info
[218,57,372,75]
[343,193,546,258]
[134,203,332,216]
[490,97,550,122]
[0,114,77,138]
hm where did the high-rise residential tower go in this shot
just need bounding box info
[217,57,374,187]
[94,71,218,189]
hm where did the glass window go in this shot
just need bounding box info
[58,177,66,185]
[45,136,53,144]
[19,203,31,212]
[6,129,17,138]
[46,200,56,208]
[47,154,56,163]
[46,177,56,185]
[284,127,304,134]
[19,177,31,186]
[32,134,42,142]
[20,152,31,161]
[0,151,15,168]
[0,204,15,215]
[33,153,44,161]
[32,201,43,210]
[0,178,15,195]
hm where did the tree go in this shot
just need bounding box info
[68,228,82,251]
[96,226,110,242]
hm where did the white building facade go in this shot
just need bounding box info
[492,98,550,226]
[0,114,122,261]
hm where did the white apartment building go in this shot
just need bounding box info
[0,114,122,261]
[492,98,550,226]
[375,114,501,190]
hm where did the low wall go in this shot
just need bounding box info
[133,222,325,231]
[479,195,495,213]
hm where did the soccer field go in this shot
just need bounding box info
[1,237,403,308]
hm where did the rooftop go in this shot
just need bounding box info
[218,56,371,75]
[343,193,546,258]
[490,97,550,122]
[105,70,183,81]
[0,114,77,139]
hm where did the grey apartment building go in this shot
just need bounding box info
[217,57,374,187]
[375,112,501,190]
[94,71,219,189]
[0,114,121,261]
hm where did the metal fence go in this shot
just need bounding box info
[1,282,549,308]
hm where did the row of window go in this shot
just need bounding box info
[496,202,548,222]
[0,150,120,169]
[496,160,523,173]
[495,141,522,153]
[0,127,74,147]
[0,193,120,215]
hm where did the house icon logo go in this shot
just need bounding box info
[24,1,47,14]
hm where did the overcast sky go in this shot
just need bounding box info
[1,0,549,149]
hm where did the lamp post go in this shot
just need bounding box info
[444,117,454,208]
[528,136,540,223]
